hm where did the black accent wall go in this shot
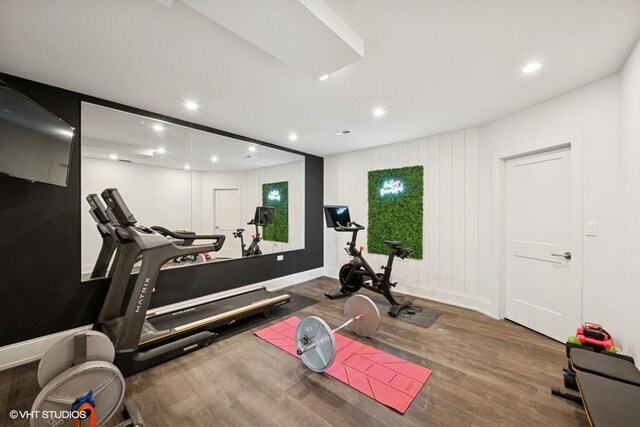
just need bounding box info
[0,73,324,347]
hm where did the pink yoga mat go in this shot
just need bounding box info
[254,316,432,414]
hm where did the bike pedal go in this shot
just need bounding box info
[391,282,398,287]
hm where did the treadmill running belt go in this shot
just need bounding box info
[146,289,289,339]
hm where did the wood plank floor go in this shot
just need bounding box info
[1,277,587,426]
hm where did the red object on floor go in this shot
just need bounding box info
[254,316,432,414]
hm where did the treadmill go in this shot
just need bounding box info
[94,188,290,376]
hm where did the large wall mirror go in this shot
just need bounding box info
[80,103,305,280]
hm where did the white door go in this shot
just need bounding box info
[213,188,242,259]
[505,148,579,341]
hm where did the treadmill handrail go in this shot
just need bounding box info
[150,226,226,252]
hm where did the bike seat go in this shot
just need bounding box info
[383,240,401,247]
[236,228,245,232]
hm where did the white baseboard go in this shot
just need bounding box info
[323,267,497,318]
[0,325,92,372]
[261,267,325,291]
[0,267,325,371]
[395,283,497,319]
[323,267,339,279]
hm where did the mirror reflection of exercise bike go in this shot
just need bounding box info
[324,205,414,317]
[233,206,275,257]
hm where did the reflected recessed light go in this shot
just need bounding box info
[152,123,164,131]
[109,154,118,160]
[319,74,329,81]
[184,164,191,170]
[522,62,542,74]
[185,101,199,110]
[288,133,298,141]
[156,147,166,154]
[211,156,219,163]
[248,146,257,152]
[58,129,74,138]
[373,108,386,117]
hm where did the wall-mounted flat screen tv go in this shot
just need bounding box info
[0,80,74,187]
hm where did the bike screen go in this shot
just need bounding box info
[324,205,351,228]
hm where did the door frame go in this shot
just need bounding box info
[492,132,583,321]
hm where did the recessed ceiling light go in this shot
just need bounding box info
[152,123,164,131]
[156,147,166,154]
[211,156,219,163]
[373,108,386,117]
[248,146,257,152]
[109,154,118,160]
[318,74,329,81]
[522,62,542,74]
[288,133,298,141]
[185,101,199,111]
[184,164,191,170]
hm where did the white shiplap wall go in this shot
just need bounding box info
[324,129,494,316]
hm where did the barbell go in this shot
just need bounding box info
[295,295,380,372]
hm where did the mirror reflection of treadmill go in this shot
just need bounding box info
[94,188,290,376]
[86,194,120,279]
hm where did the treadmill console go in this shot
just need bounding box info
[101,188,138,227]
[133,225,154,234]
[86,193,110,225]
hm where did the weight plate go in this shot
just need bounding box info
[38,331,115,388]
[31,361,125,427]
[295,316,336,372]
[344,295,380,337]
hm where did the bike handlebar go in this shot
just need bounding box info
[334,221,365,232]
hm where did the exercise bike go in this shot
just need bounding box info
[324,205,414,317]
[233,206,274,257]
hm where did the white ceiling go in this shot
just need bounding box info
[1,0,639,157]
[181,0,364,79]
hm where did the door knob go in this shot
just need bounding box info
[551,251,571,260]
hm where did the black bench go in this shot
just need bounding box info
[576,371,640,427]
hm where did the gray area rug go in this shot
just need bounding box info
[347,292,441,328]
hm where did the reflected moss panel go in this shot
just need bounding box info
[262,181,289,242]
[367,166,424,259]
